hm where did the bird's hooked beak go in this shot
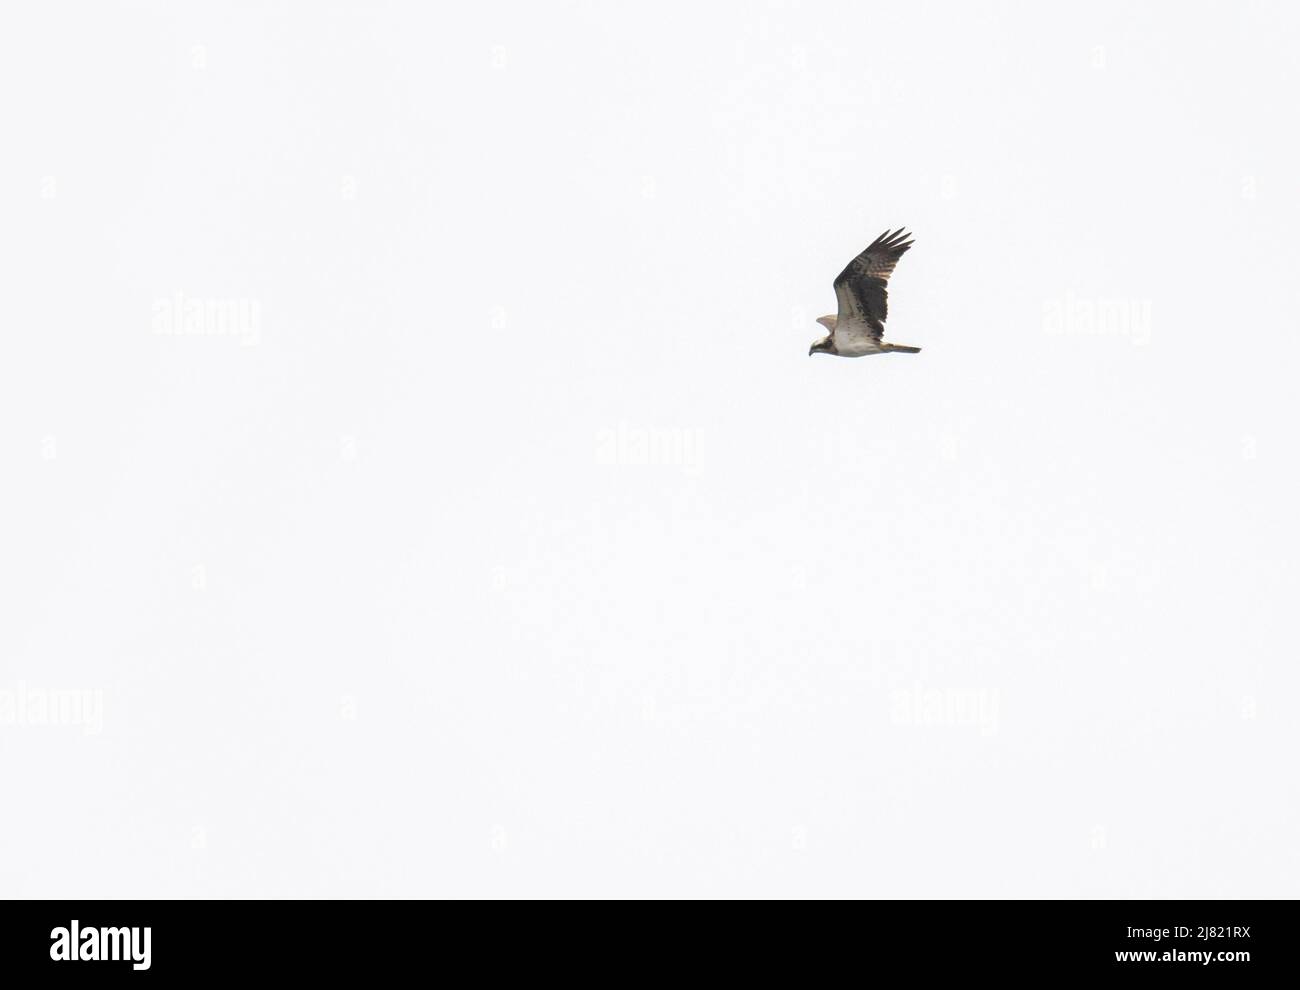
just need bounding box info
[808,344,817,356]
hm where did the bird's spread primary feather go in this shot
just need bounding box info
[809,228,920,358]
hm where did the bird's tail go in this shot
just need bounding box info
[885,343,921,354]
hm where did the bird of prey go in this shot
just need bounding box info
[808,228,920,358]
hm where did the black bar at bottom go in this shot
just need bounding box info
[0,899,1284,980]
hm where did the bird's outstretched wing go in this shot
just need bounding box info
[832,228,914,344]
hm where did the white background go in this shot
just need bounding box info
[1,1,1296,898]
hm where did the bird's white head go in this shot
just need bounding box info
[809,315,837,355]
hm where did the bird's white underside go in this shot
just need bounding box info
[833,323,887,356]
[830,319,889,356]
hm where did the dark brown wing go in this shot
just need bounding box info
[832,228,914,339]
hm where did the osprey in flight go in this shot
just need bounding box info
[809,228,921,358]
